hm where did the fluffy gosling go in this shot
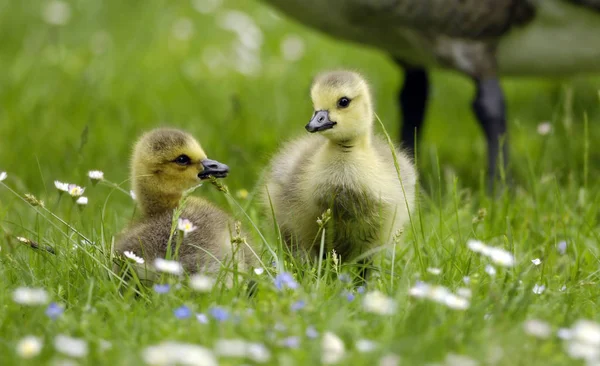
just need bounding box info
[264,70,417,273]
[114,128,253,282]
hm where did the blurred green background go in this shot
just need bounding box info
[1,0,599,216]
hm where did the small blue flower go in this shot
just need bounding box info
[338,273,351,283]
[357,286,366,294]
[153,284,170,294]
[274,272,299,291]
[45,302,64,319]
[306,326,319,339]
[291,300,306,311]
[196,313,208,324]
[174,305,192,319]
[210,306,229,322]
[345,291,355,302]
[281,336,300,349]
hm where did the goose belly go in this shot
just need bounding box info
[497,0,600,76]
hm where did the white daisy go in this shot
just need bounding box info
[88,170,104,181]
[177,218,197,235]
[427,267,441,275]
[67,184,85,197]
[123,251,144,264]
[189,274,215,292]
[532,284,546,295]
[54,334,88,358]
[142,342,217,366]
[154,258,184,275]
[246,343,271,363]
[524,319,552,339]
[76,197,88,205]
[54,181,69,192]
[363,290,396,315]
[254,267,264,275]
[322,332,345,365]
[355,339,377,353]
[12,287,49,305]
[0,171,7,181]
[537,122,552,136]
[571,320,600,346]
[531,258,542,266]
[16,336,43,358]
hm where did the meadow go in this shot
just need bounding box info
[1,0,600,365]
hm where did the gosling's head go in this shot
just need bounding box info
[306,70,373,142]
[131,128,229,213]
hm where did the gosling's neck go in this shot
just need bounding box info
[325,131,372,154]
[134,181,182,217]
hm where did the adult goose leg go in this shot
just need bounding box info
[471,77,508,192]
[398,62,430,157]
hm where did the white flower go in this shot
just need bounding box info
[123,251,144,264]
[379,354,401,366]
[214,339,247,358]
[67,184,85,197]
[13,287,49,305]
[355,339,377,353]
[16,336,43,358]
[537,122,552,136]
[560,285,567,292]
[457,288,472,298]
[467,239,515,267]
[142,342,217,366]
[191,0,222,14]
[487,247,515,267]
[571,320,600,346]
[443,294,470,310]
[154,258,184,275]
[444,353,478,366]
[99,340,113,351]
[532,284,546,295]
[130,190,137,200]
[54,181,69,192]
[427,267,441,275]
[485,265,496,276]
[254,267,264,275]
[467,239,486,253]
[42,0,71,26]
[178,218,197,235]
[189,274,214,292]
[462,276,470,285]
[322,332,345,365]
[54,334,88,358]
[363,290,397,315]
[0,171,6,181]
[246,343,271,363]
[88,170,104,180]
[557,328,573,340]
[76,196,88,205]
[280,35,305,61]
[524,319,552,339]
[531,258,541,266]
[566,341,600,361]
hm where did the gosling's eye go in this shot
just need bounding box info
[337,97,351,108]
[174,155,191,166]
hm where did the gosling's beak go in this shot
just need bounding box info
[305,110,336,133]
[198,158,229,179]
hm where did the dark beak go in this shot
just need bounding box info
[305,110,336,133]
[198,158,229,179]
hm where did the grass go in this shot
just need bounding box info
[1,0,600,364]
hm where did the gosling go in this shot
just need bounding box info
[264,70,417,273]
[114,128,253,282]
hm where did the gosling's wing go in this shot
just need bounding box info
[347,0,536,39]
